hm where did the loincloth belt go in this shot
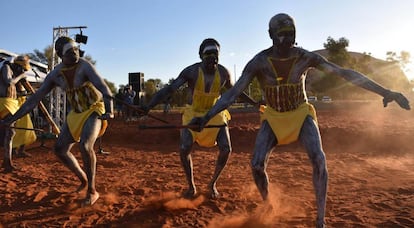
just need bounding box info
[182,105,230,147]
[264,83,305,112]
[260,102,317,145]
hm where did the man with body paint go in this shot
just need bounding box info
[0,55,32,172]
[142,38,257,199]
[189,13,410,227]
[2,37,114,206]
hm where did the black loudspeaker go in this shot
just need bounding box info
[128,72,144,92]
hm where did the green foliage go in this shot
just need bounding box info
[157,78,189,108]
[309,37,412,99]
[386,51,411,70]
[323,36,351,67]
[143,78,164,103]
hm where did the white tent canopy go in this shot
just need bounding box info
[25,68,46,83]
[0,49,48,83]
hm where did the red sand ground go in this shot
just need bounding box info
[1,101,413,227]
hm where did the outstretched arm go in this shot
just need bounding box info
[317,60,410,110]
[143,74,187,113]
[205,67,255,123]
[187,74,252,132]
[222,71,258,107]
[84,60,114,118]
[238,92,259,107]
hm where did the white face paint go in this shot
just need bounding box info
[202,45,220,54]
[62,41,78,56]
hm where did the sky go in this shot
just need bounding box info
[1,0,414,88]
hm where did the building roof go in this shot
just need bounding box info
[0,48,48,83]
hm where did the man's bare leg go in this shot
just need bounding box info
[79,114,101,205]
[54,124,88,193]
[209,126,232,199]
[180,129,196,198]
[299,116,328,228]
[251,121,277,200]
[2,124,16,172]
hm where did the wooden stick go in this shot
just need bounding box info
[20,79,61,135]
[0,125,44,132]
[103,94,169,124]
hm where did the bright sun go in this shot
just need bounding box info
[405,62,414,81]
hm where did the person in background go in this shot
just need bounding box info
[188,13,410,227]
[0,55,31,172]
[123,84,136,121]
[114,88,125,118]
[12,82,37,158]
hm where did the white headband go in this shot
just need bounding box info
[62,41,78,56]
[202,45,219,54]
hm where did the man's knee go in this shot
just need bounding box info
[309,150,326,164]
[79,142,94,153]
[179,142,192,156]
[218,143,231,155]
[54,143,63,154]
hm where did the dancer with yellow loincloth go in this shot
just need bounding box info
[12,94,37,158]
[189,14,410,228]
[2,37,113,206]
[0,55,31,172]
[142,38,256,199]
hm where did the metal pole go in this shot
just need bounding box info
[233,64,237,83]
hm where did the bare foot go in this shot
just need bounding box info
[316,218,326,228]
[82,192,100,206]
[2,160,17,173]
[209,188,220,199]
[183,188,197,199]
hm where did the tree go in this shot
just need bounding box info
[323,36,351,67]
[387,50,411,70]
[311,36,353,98]
[166,78,188,107]
[143,78,164,104]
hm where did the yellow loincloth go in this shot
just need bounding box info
[12,97,37,148]
[66,101,107,142]
[182,105,231,147]
[260,102,317,145]
[0,97,18,118]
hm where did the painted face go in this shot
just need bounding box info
[269,14,296,56]
[61,44,80,65]
[273,28,295,54]
[201,45,219,72]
